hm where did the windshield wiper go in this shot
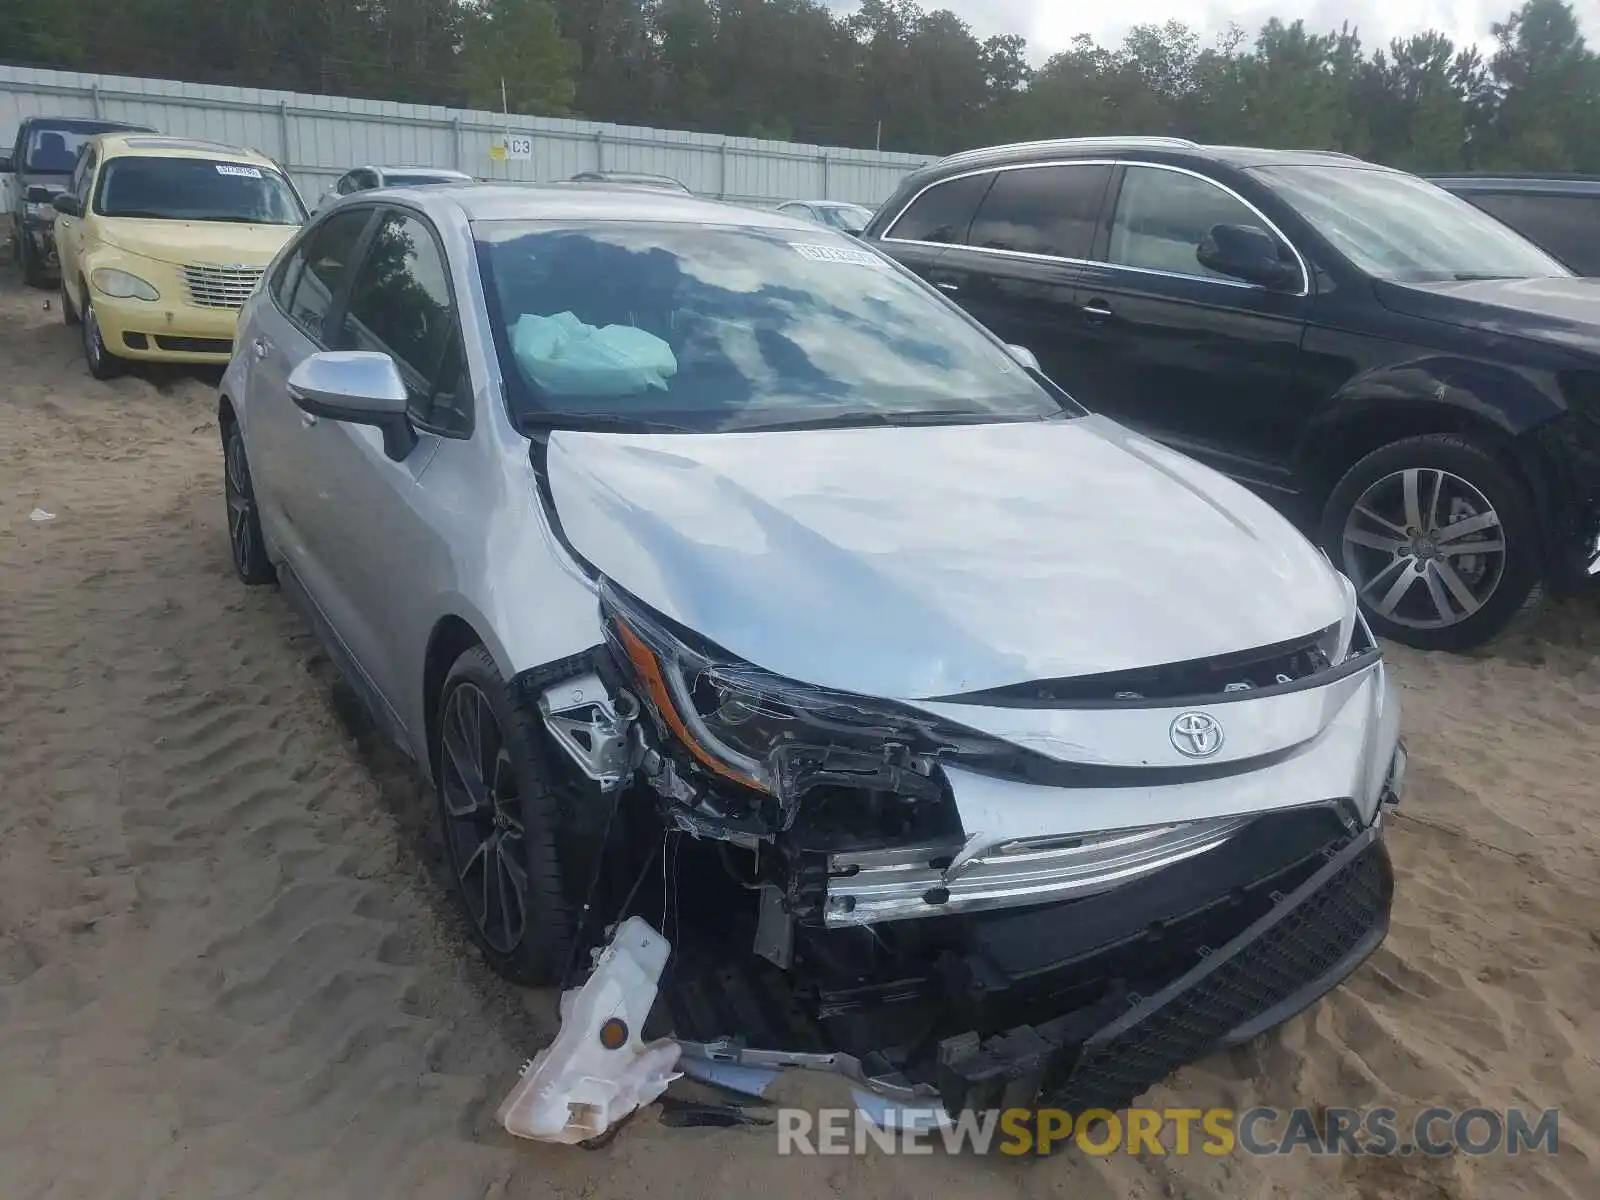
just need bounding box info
[516,411,697,435]
[722,409,1069,433]
[1452,273,1520,281]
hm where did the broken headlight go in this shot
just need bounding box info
[599,581,953,799]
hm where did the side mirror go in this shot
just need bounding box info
[1196,223,1299,291]
[287,351,418,461]
[26,185,54,204]
[1006,343,1041,373]
[52,193,83,217]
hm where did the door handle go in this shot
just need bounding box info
[251,337,271,361]
[300,412,318,429]
[1081,300,1114,323]
[934,281,960,294]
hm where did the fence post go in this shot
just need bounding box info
[89,83,102,118]
[595,128,606,172]
[278,101,291,167]
[819,152,829,200]
[452,116,463,172]
[719,138,728,200]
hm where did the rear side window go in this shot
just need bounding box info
[336,211,469,435]
[286,208,372,342]
[885,173,992,244]
[967,164,1112,259]
[1460,192,1600,275]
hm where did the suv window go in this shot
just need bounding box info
[336,211,469,435]
[1458,191,1600,275]
[1109,166,1279,282]
[967,164,1112,260]
[885,172,992,245]
[286,208,373,341]
[71,147,97,204]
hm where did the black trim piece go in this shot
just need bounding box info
[930,644,1380,710]
[528,435,603,582]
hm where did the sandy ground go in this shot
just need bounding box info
[0,267,1596,1200]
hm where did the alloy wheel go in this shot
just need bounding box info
[224,433,254,577]
[1340,467,1507,630]
[84,302,104,371]
[439,682,528,954]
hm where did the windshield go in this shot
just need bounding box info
[1256,165,1570,282]
[24,126,97,174]
[95,157,306,224]
[476,221,1067,432]
[817,204,873,234]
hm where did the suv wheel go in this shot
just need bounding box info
[1322,434,1540,651]
[223,422,276,585]
[434,646,574,985]
[81,294,124,381]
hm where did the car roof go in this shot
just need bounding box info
[373,165,473,177]
[97,133,278,168]
[910,137,1390,181]
[20,116,153,134]
[438,183,818,230]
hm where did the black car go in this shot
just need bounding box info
[1,116,154,286]
[1432,174,1600,276]
[865,137,1600,650]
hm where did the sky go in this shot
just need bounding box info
[833,0,1600,60]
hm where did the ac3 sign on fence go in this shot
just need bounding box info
[495,135,532,163]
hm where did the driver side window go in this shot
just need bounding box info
[1108,166,1285,283]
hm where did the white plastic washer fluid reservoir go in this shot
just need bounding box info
[497,916,682,1144]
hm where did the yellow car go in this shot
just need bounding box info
[53,134,306,378]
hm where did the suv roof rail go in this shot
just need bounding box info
[934,136,1200,169]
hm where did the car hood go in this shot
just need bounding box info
[94,219,299,268]
[544,416,1348,701]
[1374,275,1600,355]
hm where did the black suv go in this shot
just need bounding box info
[1432,175,1600,275]
[1,116,154,286]
[865,137,1600,650]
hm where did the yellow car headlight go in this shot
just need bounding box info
[91,268,160,302]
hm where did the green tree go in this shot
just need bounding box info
[461,0,580,115]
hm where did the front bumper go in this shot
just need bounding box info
[936,823,1391,1113]
[91,293,240,364]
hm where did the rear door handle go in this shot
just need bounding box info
[1081,300,1113,322]
[251,337,271,361]
[935,281,960,294]
[300,412,318,429]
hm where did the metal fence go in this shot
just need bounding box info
[0,64,930,210]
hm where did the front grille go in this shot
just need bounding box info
[154,335,233,354]
[181,264,263,309]
[1047,835,1391,1111]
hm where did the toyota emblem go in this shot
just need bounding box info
[1170,711,1224,758]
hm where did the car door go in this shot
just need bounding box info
[1071,162,1314,482]
[244,205,378,593]
[295,205,471,715]
[55,145,97,297]
[921,163,1111,400]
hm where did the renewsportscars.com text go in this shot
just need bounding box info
[776,1106,1561,1157]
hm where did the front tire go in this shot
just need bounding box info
[1322,433,1540,651]
[435,646,574,985]
[81,293,124,381]
[223,421,276,585]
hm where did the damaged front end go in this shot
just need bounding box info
[512,578,1402,1132]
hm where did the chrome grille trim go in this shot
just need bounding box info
[822,814,1251,927]
[181,264,264,310]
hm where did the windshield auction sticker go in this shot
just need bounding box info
[789,242,882,267]
[215,164,263,179]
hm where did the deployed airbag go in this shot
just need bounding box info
[510,311,677,396]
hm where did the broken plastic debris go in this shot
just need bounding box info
[497,916,682,1144]
[29,508,56,522]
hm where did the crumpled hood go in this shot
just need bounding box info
[1374,275,1600,356]
[545,415,1347,700]
[95,218,297,268]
